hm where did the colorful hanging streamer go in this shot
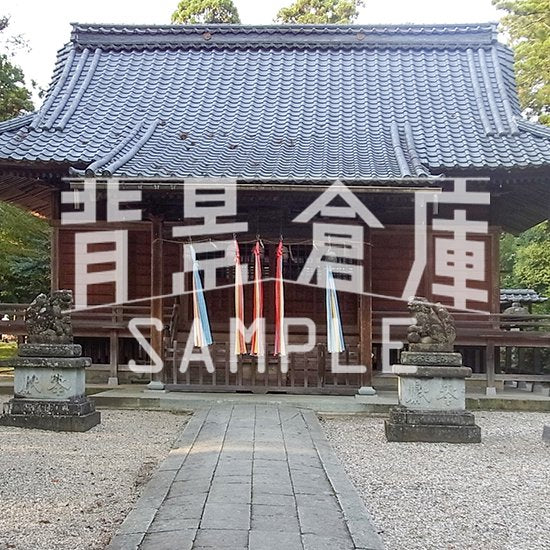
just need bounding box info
[326,265,345,353]
[250,240,264,356]
[190,245,213,347]
[274,239,287,356]
[233,240,247,355]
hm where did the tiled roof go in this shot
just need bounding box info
[1,23,550,180]
[500,288,548,304]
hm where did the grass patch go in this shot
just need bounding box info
[0,342,17,360]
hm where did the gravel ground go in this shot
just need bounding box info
[322,412,550,550]
[0,403,188,550]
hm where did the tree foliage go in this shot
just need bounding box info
[500,222,550,311]
[0,16,33,122]
[275,0,364,24]
[494,0,550,124]
[172,0,241,24]
[0,202,50,303]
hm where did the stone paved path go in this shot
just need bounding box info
[108,404,383,550]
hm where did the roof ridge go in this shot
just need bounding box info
[517,119,550,139]
[43,48,91,130]
[71,22,498,50]
[71,22,497,31]
[391,121,430,178]
[30,46,76,130]
[100,120,160,176]
[490,47,519,134]
[477,49,507,135]
[56,48,102,130]
[0,113,35,133]
[390,121,411,177]
[466,48,494,135]
[86,120,143,175]
[403,122,429,177]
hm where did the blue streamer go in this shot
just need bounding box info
[326,266,345,353]
[190,246,213,346]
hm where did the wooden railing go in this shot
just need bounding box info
[0,302,173,335]
[0,302,173,381]
[372,311,550,342]
[372,311,550,388]
[2,304,549,388]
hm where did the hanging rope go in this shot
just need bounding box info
[250,240,265,356]
[233,239,247,355]
[274,239,287,356]
[160,235,372,247]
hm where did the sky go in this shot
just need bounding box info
[3,0,502,101]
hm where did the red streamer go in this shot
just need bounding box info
[274,239,286,356]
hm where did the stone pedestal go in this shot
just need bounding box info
[385,350,481,443]
[0,344,100,432]
[146,380,166,391]
[357,386,377,396]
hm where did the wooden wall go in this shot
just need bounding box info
[371,225,499,315]
[57,223,181,307]
[56,222,499,331]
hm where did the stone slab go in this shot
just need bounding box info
[0,410,100,432]
[249,530,303,550]
[533,384,550,397]
[388,407,477,427]
[14,366,86,400]
[543,425,550,444]
[357,386,377,396]
[393,365,472,379]
[385,419,481,443]
[397,373,466,411]
[409,343,453,352]
[6,396,96,416]
[4,356,91,369]
[18,344,83,357]
[400,351,463,366]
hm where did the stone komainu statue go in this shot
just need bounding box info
[25,290,73,344]
[407,297,456,347]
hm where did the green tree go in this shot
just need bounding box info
[494,0,550,124]
[172,0,241,24]
[0,16,33,121]
[500,222,550,312]
[0,202,50,303]
[275,0,364,24]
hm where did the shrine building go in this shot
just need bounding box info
[0,23,549,394]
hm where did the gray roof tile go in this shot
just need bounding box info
[1,23,550,179]
[501,289,548,304]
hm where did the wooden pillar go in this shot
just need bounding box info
[490,228,501,316]
[50,190,60,292]
[358,229,375,395]
[486,340,497,396]
[148,217,165,389]
[108,305,122,386]
[425,225,435,301]
[486,228,501,396]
